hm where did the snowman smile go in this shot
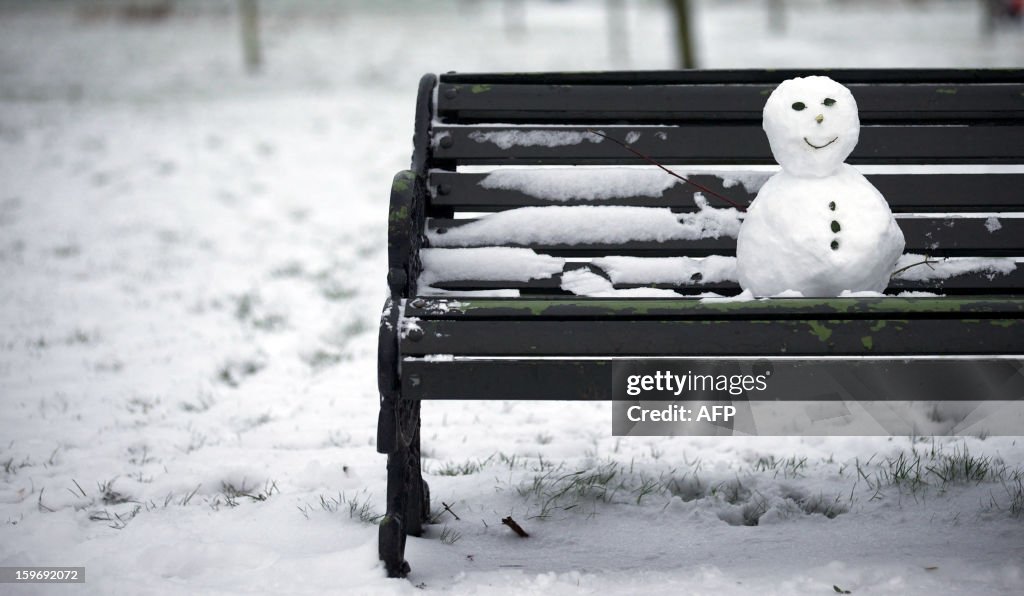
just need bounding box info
[804,136,839,150]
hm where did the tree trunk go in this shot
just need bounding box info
[768,0,786,34]
[503,0,526,39]
[239,0,262,74]
[606,0,629,68]
[602,0,626,67]
[667,0,697,69]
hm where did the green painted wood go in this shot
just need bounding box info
[403,297,1024,319]
[399,318,1024,357]
[400,358,1024,401]
[397,319,1024,358]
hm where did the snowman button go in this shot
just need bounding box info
[829,201,836,211]
[831,220,841,233]
[831,240,839,251]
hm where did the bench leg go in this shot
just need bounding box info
[378,398,429,578]
[403,403,430,537]
[379,439,411,578]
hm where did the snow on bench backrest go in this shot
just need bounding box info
[417,71,1024,298]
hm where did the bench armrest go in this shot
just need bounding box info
[387,170,423,298]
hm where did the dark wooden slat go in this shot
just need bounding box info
[403,297,1024,320]
[425,216,1024,257]
[871,175,1024,212]
[440,70,1024,86]
[899,218,1024,256]
[430,172,1024,213]
[400,318,1024,356]
[430,172,751,211]
[403,359,609,400]
[401,359,1024,401]
[423,261,590,294]
[426,267,1024,295]
[432,125,1024,165]
[438,83,1024,124]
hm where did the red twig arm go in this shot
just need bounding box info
[585,129,748,212]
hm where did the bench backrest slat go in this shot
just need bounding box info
[428,270,1024,296]
[429,172,1024,213]
[427,216,1024,258]
[439,70,1024,85]
[438,83,1024,124]
[432,124,1024,165]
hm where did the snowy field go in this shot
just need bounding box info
[1,0,1023,594]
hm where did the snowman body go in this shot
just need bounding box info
[737,166,904,296]
[736,76,905,297]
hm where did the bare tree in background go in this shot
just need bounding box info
[239,0,262,74]
[606,0,630,68]
[666,0,696,69]
[768,0,786,34]
[503,0,526,39]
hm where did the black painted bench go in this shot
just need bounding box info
[376,70,1024,577]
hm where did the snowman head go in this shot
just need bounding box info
[763,76,859,178]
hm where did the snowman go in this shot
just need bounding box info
[736,76,905,297]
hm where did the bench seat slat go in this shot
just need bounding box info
[404,297,1024,319]
[400,318,1024,357]
[426,267,1024,295]
[438,83,1024,124]
[426,216,1024,257]
[429,172,1024,213]
[432,125,1024,165]
[402,359,609,400]
[401,359,1024,401]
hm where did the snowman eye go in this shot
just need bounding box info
[823,98,836,107]
[792,102,806,111]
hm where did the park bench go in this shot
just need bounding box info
[376,69,1024,577]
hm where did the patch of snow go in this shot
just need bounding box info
[467,129,604,150]
[701,289,756,302]
[559,268,679,297]
[478,167,678,201]
[720,171,773,194]
[380,297,395,329]
[770,289,806,298]
[417,286,521,297]
[398,317,421,339]
[412,299,463,315]
[476,167,771,203]
[419,247,564,286]
[985,216,1002,233]
[593,255,737,285]
[428,197,741,247]
[892,254,1018,281]
[423,354,455,362]
[431,130,450,149]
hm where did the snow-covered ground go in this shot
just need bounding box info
[1,1,1022,594]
